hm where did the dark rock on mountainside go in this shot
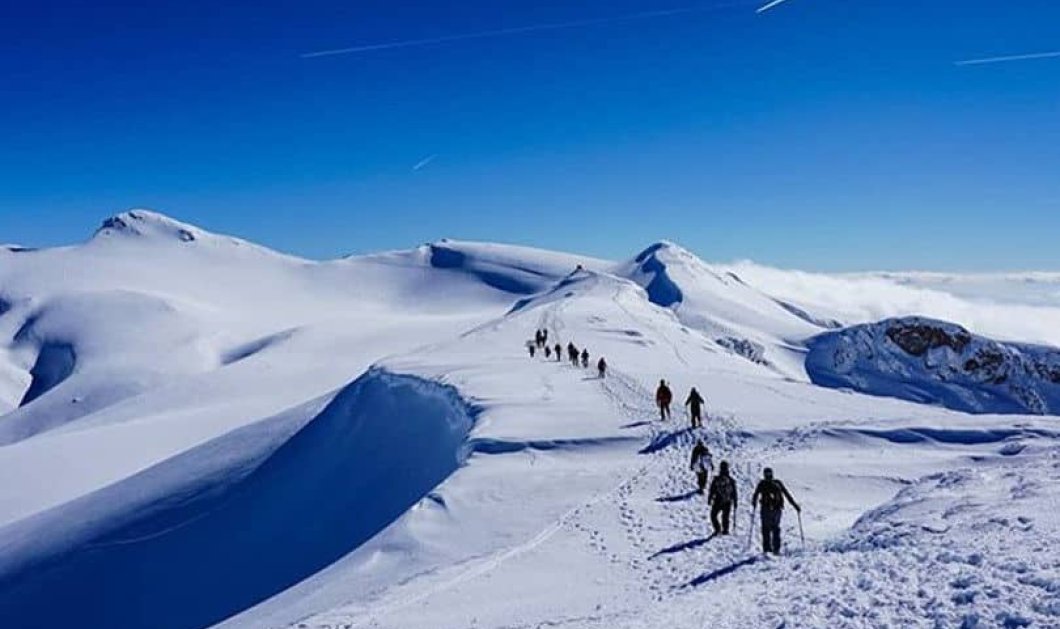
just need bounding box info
[807,316,1060,415]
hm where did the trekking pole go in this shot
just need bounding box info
[797,510,806,550]
[745,503,756,550]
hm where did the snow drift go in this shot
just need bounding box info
[0,369,476,629]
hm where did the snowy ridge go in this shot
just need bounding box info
[807,316,1060,415]
[0,369,476,629]
[621,242,819,377]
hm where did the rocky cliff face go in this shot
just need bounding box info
[807,317,1060,415]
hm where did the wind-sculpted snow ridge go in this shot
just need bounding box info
[0,368,477,629]
[620,242,820,377]
[807,316,1060,415]
[424,239,608,296]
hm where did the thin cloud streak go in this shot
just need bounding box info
[412,154,437,171]
[756,0,793,13]
[955,50,1060,66]
[301,2,756,59]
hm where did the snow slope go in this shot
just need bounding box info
[808,317,1060,415]
[0,211,1058,629]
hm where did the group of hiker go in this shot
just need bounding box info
[528,329,606,378]
[689,439,801,555]
[661,379,803,555]
[525,327,802,556]
[654,380,706,428]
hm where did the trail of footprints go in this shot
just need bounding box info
[570,368,760,598]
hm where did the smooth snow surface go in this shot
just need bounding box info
[0,211,1057,629]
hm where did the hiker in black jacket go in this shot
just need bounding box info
[567,342,579,366]
[656,380,673,420]
[752,467,800,554]
[708,460,736,535]
[685,387,705,428]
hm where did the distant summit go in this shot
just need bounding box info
[94,209,202,243]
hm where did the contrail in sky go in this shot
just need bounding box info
[412,154,437,171]
[301,2,756,58]
[955,50,1060,66]
[756,0,793,13]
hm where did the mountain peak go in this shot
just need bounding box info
[633,240,687,264]
[94,209,202,243]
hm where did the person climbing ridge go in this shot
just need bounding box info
[708,460,737,536]
[542,328,549,347]
[685,387,706,428]
[655,379,673,420]
[527,341,536,358]
[752,467,800,555]
[596,357,607,378]
[544,346,552,359]
[568,342,579,366]
[581,349,589,368]
[554,343,562,362]
[689,439,713,494]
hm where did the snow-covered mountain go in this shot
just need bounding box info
[1,210,1058,629]
[808,317,1060,415]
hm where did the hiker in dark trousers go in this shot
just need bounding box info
[535,330,544,349]
[568,343,579,366]
[655,380,673,420]
[527,341,536,358]
[581,349,589,368]
[544,346,552,359]
[597,357,607,378]
[685,387,705,428]
[554,343,562,362]
[542,329,549,347]
[689,439,713,494]
[708,460,736,535]
[752,467,800,555]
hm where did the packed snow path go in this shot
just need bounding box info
[294,360,1060,629]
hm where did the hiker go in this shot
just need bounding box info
[568,342,579,366]
[581,349,589,368]
[527,341,536,358]
[685,387,705,428]
[752,467,800,555]
[534,329,544,349]
[544,346,552,359]
[708,460,737,535]
[597,357,607,378]
[689,439,713,494]
[542,329,549,346]
[554,343,562,362]
[655,379,673,420]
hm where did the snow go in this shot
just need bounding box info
[807,316,1060,415]
[0,212,1057,629]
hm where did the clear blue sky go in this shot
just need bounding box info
[2,0,1058,270]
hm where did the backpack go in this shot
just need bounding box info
[712,475,735,504]
[759,480,784,510]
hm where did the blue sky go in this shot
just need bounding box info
[2,0,1058,270]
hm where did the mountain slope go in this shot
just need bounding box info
[807,316,1060,415]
